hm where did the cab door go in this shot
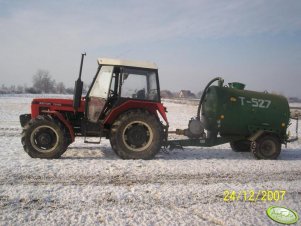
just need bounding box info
[86,65,113,123]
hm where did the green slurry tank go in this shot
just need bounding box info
[201,82,290,140]
[169,77,296,160]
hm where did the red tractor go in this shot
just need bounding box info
[20,54,168,159]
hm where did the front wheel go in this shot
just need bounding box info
[251,135,281,160]
[21,115,68,158]
[110,110,163,159]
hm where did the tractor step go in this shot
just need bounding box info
[82,120,102,144]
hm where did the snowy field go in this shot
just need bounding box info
[0,95,300,225]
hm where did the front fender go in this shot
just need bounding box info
[20,114,32,127]
[41,110,75,142]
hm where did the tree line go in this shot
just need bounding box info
[1,69,202,98]
[0,69,88,94]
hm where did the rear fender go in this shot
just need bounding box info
[41,110,75,142]
[248,130,282,143]
[104,100,168,126]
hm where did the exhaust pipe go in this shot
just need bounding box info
[73,53,86,111]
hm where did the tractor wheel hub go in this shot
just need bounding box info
[122,121,153,152]
[37,133,52,146]
[126,125,148,147]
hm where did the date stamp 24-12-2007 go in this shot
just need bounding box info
[223,190,286,202]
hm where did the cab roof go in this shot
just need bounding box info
[97,58,158,70]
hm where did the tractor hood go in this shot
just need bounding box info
[32,98,76,107]
[31,98,86,117]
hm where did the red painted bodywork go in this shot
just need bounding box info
[30,97,168,143]
[31,98,85,117]
[104,100,168,125]
[31,98,85,142]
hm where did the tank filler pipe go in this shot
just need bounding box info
[196,77,223,120]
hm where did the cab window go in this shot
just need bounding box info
[120,68,159,101]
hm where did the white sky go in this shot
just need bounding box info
[0,0,301,97]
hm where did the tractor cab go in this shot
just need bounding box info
[85,58,161,123]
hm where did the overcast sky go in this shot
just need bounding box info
[1,0,301,97]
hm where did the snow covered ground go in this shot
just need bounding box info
[0,95,300,225]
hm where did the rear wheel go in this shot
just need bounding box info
[21,115,68,158]
[110,110,163,159]
[230,140,251,152]
[251,135,281,160]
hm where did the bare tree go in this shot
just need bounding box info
[65,87,74,94]
[56,82,66,94]
[16,85,24,94]
[33,70,56,93]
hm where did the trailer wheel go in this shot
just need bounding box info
[21,115,68,159]
[251,135,281,160]
[110,110,163,159]
[230,140,251,152]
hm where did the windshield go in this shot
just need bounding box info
[89,66,113,99]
